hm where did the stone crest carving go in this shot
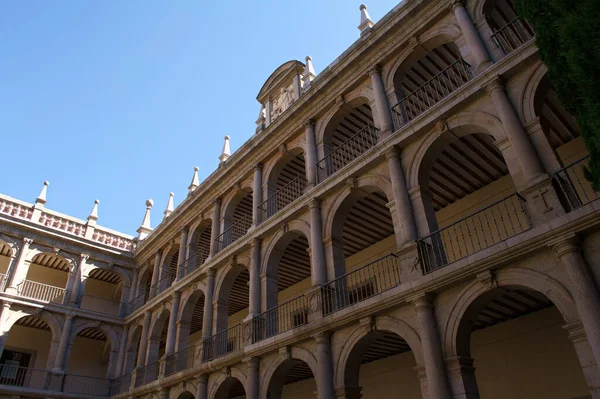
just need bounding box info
[272,85,296,121]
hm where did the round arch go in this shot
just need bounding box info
[2,309,62,342]
[210,367,248,399]
[334,316,424,388]
[521,61,549,125]
[220,180,254,222]
[315,95,374,145]
[442,267,580,358]
[68,320,120,353]
[213,258,251,307]
[261,220,311,277]
[27,249,75,272]
[260,346,319,399]
[83,262,131,289]
[263,143,307,188]
[0,234,19,257]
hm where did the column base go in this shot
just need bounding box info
[335,386,362,399]
[445,356,479,399]
[520,175,566,225]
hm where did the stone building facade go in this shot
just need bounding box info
[0,1,599,398]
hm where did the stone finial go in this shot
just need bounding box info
[137,198,154,240]
[219,135,231,163]
[188,166,200,194]
[87,200,99,222]
[164,192,175,220]
[302,56,316,89]
[358,4,374,35]
[35,181,49,206]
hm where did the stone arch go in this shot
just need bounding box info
[407,112,508,191]
[315,95,374,145]
[68,320,120,352]
[175,392,194,399]
[521,61,549,125]
[261,219,311,276]
[470,0,489,21]
[324,174,394,241]
[213,259,251,306]
[385,23,464,90]
[179,284,207,322]
[124,322,144,373]
[27,249,76,272]
[334,315,424,388]
[442,267,580,358]
[83,261,131,288]
[2,308,62,340]
[209,367,248,399]
[169,381,197,399]
[146,307,171,364]
[261,346,319,399]
[263,142,307,186]
[221,179,254,221]
[0,234,19,257]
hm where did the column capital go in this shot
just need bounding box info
[313,331,331,344]
[65,314,75,322]
[448,0,465,11]
[172,290,182,300]
[242,356,261,369]
[305,119,316,129]
[483,76,505,96]
[368,64,382,77]
[551,235,581,259]
[251,237,262,248]
[198,373,209,384]
[80,253,90,262]
[308,197,322,210]
[22,237,33,246]
[408,292,434,311]
[206,268,216,278]
[253,163,263,172]
[384,146,401,160]
[144,309,152,319]
[213,197,222,206]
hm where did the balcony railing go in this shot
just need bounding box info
[17,280,65,303]
[80,295,123,316]
[252,295,309,342]
[109,373,131,396]
[63,373,110,396]
[179,247,210,278]
[258,175,306,223]
[391,59,473,130]
[316,125,380,184]
[151,270,177,297]
[134,361,159,387]
[165,345,195,377]
[214,214,251,254]
[0,274,6,291]
[553,156,599,212]
[418,193,532,274]
[127,292,146,315]
[0,365,51,390]
[202,324,242,362]
[490,17,534,56]
[322,253,401,316]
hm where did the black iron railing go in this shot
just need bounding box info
[165,345,196,376]
[80,294,123,316]
[202,324,242,362]
[179,247,210,277]
[258,175,307,223]
[553,156,599,211]
[391,59,473,130]
[418,193,532,274]
[214,214,251,253]
[109,373,131,396]
[321,253,401,316]
[134,361,159,387]
[0,365,51,390]
[316,125,380,184]
[127,292,146,315]
[252,295,309,342]
[150,270,177,297]
[490,18,534,56]
[63,374,110,396]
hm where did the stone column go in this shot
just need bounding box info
[385,148,417,247]
[52,314,74,372]
[369,66,394,137]
[305,120,319,188]
[411,295,452,399]
[2,255,16,292]
[315,332,336,399]
[165,291,181,355]
[136,310,152,367]
[246,357,260,399]
[253,163,263,226]
[202,269,215,339]
[209,198,222,257]
[196,373,209,399]
[0,302,12,357]
[485,78,546,184]
[249,238,262,317]
[445,356,479,399]
[177,227,189,280]
[554,238,600,371]
[150,251,162,297]
[69,254,89,307]
[114,325,129,378]
[451,0,492,71]
[128,269,139,303]
[309,199,327,286]
[6,237,33,294]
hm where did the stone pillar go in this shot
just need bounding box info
[6,237,33,294]
[485,78,546,184]
[52,314,74,372]
[137,310,152,367]
[114,325,129,378]
[554,238,600,372]
[150,251,162,297]
[309,199,327,286]
[564,322,600,398]
[411,295,451,399]
[253,163,263,226]
[369,66,394,137]
[261,274,278,313]
[246,357,260,399]
[385,148,417,247]
[315,332,336,399]
[69,254,89,307]
[209,198,222,257]
[177,227,189,280]
[2,255,16,292]
[165,291,181,355]
[196,373,209,399]
[0,302,12,357]
[451,0,492,71]
[445,356,479,399]
[202,269,215,339]
[128,269,139,303]
[305,120,319,188]
[249,238,262,317]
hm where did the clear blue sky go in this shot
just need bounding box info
[0,0,400,235]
